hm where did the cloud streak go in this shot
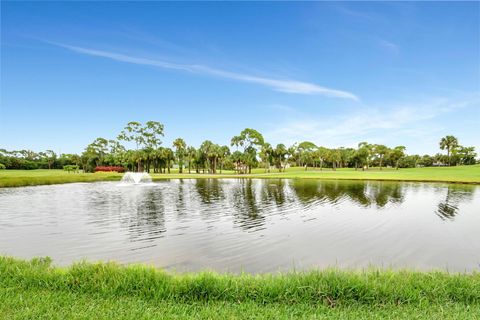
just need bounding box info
[265,96,480,153]
[378,39,400,54]
[56,43,359,100]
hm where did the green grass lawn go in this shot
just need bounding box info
[1,165,479,187]
[150,165,480,184]
[0,169,122,187]
[1,257,478,319]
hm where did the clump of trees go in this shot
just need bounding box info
[0,122,477,173]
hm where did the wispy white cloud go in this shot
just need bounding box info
[56,43,359,100]
[332,4,379,21]
[265,96,480,153]
[378,39,400,54]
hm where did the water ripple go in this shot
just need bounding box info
[0,179,478,272]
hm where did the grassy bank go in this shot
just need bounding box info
[1,257,479,319]
[1,165,479,188]
[149,165,480,184]
[0,170,122,188]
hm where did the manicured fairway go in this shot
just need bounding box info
[0,170,122,187]
[0,257,478,319]
[1,165,479,187]
[149,165,480,184]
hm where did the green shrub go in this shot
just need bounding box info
[63,165,79,173]
[0,163,5,170]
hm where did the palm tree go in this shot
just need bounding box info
[373,144,389,170]
[358,142,372,169]
[439,135,459,166]
[456,146,477,165]
[186,146,196,174]
[218,145,231,173]
[207,144,220,174]
[326,148,341,170]
[260,143,273,172]
[173,138,187,173]
[164,148,175,174]
[151,148,162,173]
[287,145,297,170]
[273,144,287,172]
[297,141,317,170]
[315,147,329,171]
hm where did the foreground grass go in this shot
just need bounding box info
[2,287,478,319]
[0,257,479,319]
[1,165,479,188]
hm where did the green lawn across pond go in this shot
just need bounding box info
[0,257,478,319]
[0,165,479,187]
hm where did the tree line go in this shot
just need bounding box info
[0,121,477,172]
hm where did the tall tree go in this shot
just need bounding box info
[260,143,273,172]
[117,122,144,149]
[163,148,175,174]
[230,128,264,174]
[85,138,108,168]
[173,138,187,173]
[373,144,389,170]
[273,144,287,172]
[186,146,196,174]
[200,141,227,174]
[218,145,231,173]
[106,140,126,166]
[39,150,57,169]
[439,135,459,166]
[358,142,373,169]
[297,141,317,170]
[325,148,341,170]
[118,121,164,171]
[456,146,477,165]
[388,146,406,170]
[315,147,329,171]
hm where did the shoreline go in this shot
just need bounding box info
[0,165,480,188]
[1,169,480,188]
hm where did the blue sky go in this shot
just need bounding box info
[1,1,479,155]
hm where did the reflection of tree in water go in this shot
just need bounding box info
[436,185,476,221]
[261,179,287,206]
[195,179,225,204]
[291,180,405,208]
[291,180,322,204]
[291,180,369,206]
[174,179,187,216]
[126,188,166,242]
[341,183,372,206]
[370,182,404,208]
[231,179,265,230]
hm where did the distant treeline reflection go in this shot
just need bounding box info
[87,180,476,240]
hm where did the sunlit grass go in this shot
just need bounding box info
[0,170,122,187]
[0,165,479,187]
[0,256,478,319]
[151,165,480,184]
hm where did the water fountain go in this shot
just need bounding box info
[120,172,153,184]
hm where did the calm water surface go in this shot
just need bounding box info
[0,179,479,273]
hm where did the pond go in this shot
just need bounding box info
[0,179,479,273]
